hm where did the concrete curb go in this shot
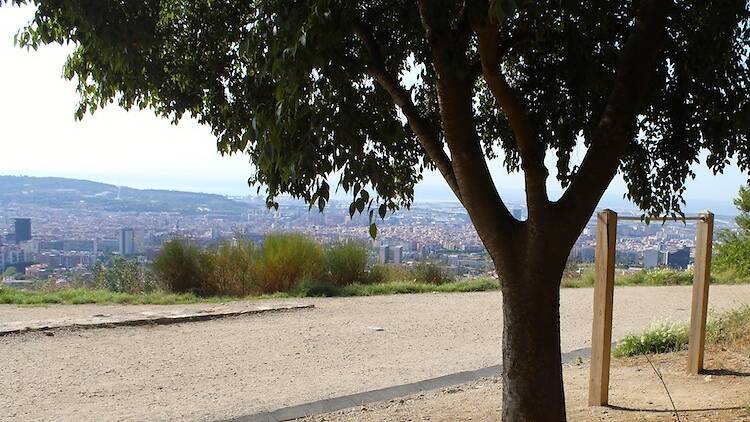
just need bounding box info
[228,346,593,422]
[0,304,315,336]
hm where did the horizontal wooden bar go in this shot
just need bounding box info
[616,215,705,222]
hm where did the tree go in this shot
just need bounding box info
[2,266,18,278]
[5,1,749,420]
[715,184,750,278]
[733,184,750,233]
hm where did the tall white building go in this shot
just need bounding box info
[119,228,135,256]
[390,246,403,264]
[378,245,390,265]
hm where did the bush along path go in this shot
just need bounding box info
[614,305,750,357]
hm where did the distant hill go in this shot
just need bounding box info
[0,175,249,215]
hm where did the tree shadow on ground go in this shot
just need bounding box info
[606,404,745,413]
[700,368,750,377]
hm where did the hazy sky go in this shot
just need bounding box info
[1,5,748,212]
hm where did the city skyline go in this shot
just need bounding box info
[2,172,728,279]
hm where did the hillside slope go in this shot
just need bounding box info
[0,175,248,214]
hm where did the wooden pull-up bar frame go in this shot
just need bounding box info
[588,209,715,406]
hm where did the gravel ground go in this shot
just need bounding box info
[302,347,750,421]
[1,285,750,422]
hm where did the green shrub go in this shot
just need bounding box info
[205,239,258,296]
[366,264,389,284]
[256,233,324,293]
[412,262,454,285]
[617,268,694,286]
[614,307,750,358]
[706,306,750,346]
[152,239,209,295]
[613,320,689,357]
[382,264,415,283]
[94,256,157,293]
[713,269,750,285]
[325,241,369,285]
[560,269,595,288]
[366,263,453,285]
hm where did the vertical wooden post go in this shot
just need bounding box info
[687,212,714,374]
[589,209,617,406]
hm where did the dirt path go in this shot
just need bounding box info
[1,285,750,421]
[303,346,750,421]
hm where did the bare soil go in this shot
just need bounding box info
[1,285,749,421]
[302,346,750,422]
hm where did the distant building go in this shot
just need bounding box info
[211,227,221,241]
[390,246,403,264]
[378,245,390,265]
[0,244,31,273]
[14,218,31,243]
[119,228,135,256]
[666,247,691,270]
[643,249,660,269]
[569,246,596,263]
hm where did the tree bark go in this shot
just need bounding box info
[492,235,569,422]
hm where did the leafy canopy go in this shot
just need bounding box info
[715,184,750,278]
[734,184,750,232]
[5,0,750,220]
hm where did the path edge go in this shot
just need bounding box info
[0,304,315,336]
[227,346,593,422]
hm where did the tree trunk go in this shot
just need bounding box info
[499,252,567,421]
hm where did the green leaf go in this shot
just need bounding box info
[379,203,387,219]
[356,198,365,214]
[317,196,325,212]
[369,223,378,239]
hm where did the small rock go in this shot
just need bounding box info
[704,375,713,382]
[367,326,385,331]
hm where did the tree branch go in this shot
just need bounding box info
[477,24,549,220]
[352,21,463,203]
[557,0,671,242]
[414,2,517,259]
